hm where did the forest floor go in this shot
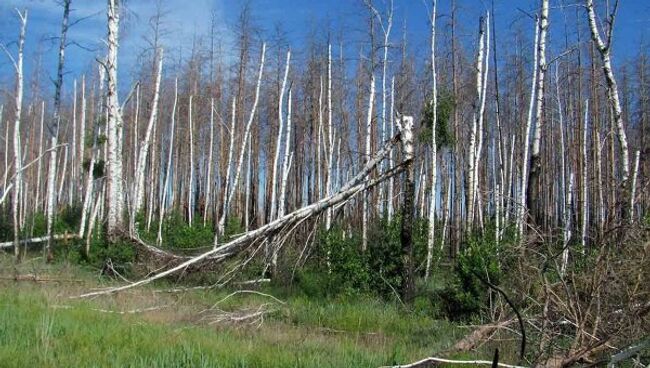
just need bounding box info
[0,254,520,367]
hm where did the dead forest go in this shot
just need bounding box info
[0,0,649,366]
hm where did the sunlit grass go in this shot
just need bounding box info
[0,256,482,367]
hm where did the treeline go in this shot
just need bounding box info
[0,0,648,275]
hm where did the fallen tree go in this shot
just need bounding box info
[75,123,413,299]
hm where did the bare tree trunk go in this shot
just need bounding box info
[586,0,630,205]
[158,78,178,245]
[467,16,486,230]
[188,95,194,227]
[132,49,163,223]
[204,97,215,225]
[70,80,77,204]
[273,88,293,271]
[387,77,395,220]
[398,115,415,302]
[217,97,236,246]
[561,173,574,276]
[518,17,540,237]
[527,0,549,226]
[217,43,266,238]
[106,0,125,239]
[9,9,27,259]
[34,102,44,213]
[78,75,86,202]
[630,150,641,222]
[362,75,376,252]
[326,44,334,229]
[425,0,438,281]
[581,100,589,250]
[270,50,290,223]
[244,135,252,231]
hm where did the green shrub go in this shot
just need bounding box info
[298,216,430,300]
[438,229,504,321]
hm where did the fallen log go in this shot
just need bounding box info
[0,233,79,249]
[447,319,515,354]
[75,132,409,299]
[379,356,527,368]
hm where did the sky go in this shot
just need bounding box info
[1,0,649,97]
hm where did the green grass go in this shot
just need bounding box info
[0,256,478,367]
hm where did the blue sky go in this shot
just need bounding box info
[1,0,649,96]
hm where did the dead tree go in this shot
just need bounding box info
[105,0,125,239]
[2,9,28,258]
[397,114,415,302]
[527,0,549,226]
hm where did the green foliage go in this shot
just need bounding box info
[78,232,136,274]
[419,90,455,147]
[438,231,504,321]
[82,159,105,179]
[20,205,81,239]
[298,216,429,300]
[155,210,214,249]
[0,210,11,242]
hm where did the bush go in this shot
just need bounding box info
[137,210,216,249]
[297,216,430,300]
[438,229,504,321]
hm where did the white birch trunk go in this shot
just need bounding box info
[188,94,194,227]
[278,88,293,219]
[133,49,163,219]
[581,100,589,251]
[561,173,574,276]
[528,0,549,212]
[270,50,290,222]
[145,119,157,231]
[387,77,395,220]
[78,75,86,202]
[630,150,641,222]
[11,10,27,257]
[326,45,334,229]
[71,79,77,204]
[467,17,486,229]
[216,97,237,246]
[217,43,266,239]
[244,135,252,231]
[106,0,125,237]
[158,78,178,245]
[204,97,215,225]
[317,76,323,200]
[362,75,376,252]
[34,102,45,212]
[425,0,438,281]
[518,17,540,236]
[586,0,630,187]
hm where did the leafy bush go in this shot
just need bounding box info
[298,216,430,299]
[438,230,504,321]
[137,210,216,249]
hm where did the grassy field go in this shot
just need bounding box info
[0,254,499,368]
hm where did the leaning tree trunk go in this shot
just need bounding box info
[586,0,630,218]
[132,49,163,226]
